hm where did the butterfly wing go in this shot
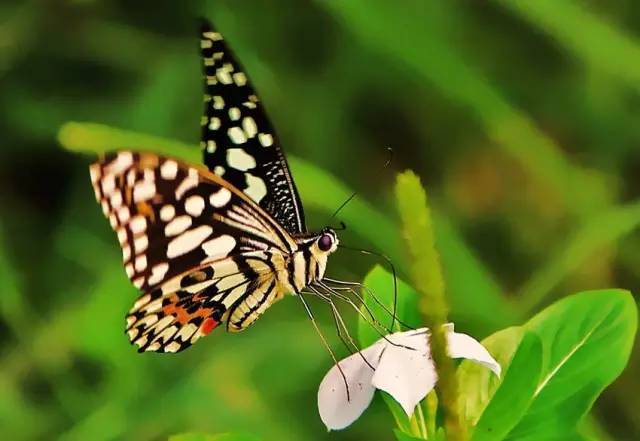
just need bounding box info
[90,151,295,292]
[199,19,306,234]
[90,151,296,351]
[126,252,282,352]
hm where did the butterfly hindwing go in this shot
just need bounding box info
[126,253,280,353]
[199,20,306,234]
[89,151,295,294]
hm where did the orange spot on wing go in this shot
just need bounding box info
[201,318,219,335]
[163,294,214,326]
[136,201,156,222]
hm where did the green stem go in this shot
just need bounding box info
[395,171,466,441]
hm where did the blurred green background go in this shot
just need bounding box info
[1,1,639,440]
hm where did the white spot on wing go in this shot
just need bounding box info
[89,164,101,184]
[208,117,220,131]
[101,200,110,216]
[160,205,175,222]
[227,149,256,171]
[233,72,247,86]
[203,31,222,41]
[229,107,240,121]
[243,117,257,138]
[258,133,274,147]
[135,255,147,271]
[110,191,123,209]
[214,166,225,176]
[107,152,133,175]
[217,66,233,84]
[228,127,247,144]
[165,342,181,353]
[160,160,178,180]
[185,195,205,216]
[133,276,145,288]
[202,234,237,259]
[133,181,156,202]
[244,173,267,203]
[117,206,130,223]
[165,215,192,236]
[167,225,213,258]
[209,188,232,207]
[177,323,198,341]
[101,174,115,195]
[213,96,225,109]
[122,245,131,261]
[148,262,169,286]
[134,235,148,253]
[130,216,146,234]
[117,228,127,245]
[175,169,198,199]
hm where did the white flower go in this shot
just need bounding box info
[317,324,501,430]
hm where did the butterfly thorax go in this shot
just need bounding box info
[280,228,339,294]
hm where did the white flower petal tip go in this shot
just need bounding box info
[317,325,500,429]
[447,331,502,378]
[317,343,384,430]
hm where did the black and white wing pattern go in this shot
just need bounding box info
[90,151,295,352]
[199,20,306,235]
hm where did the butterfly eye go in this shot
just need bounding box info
[318,234,334,252]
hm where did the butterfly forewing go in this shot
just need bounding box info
[90,151,294,293]
[199,20,306,234]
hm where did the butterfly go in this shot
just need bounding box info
[89,19,342,353]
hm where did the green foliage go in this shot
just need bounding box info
[3,1,640,440]
[459,290,637,440]
[169,433,261,441]
[466,331,542,441]
[510,290,637,439]
[361,264,638,440]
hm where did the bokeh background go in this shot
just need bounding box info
[1,1,639,440]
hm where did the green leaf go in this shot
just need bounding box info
[458,327,527,425]
[506,289,637,439]
[469,331,542,441]
[459,290,637,440]
[169,433,260,441]
[359,265,421,347]
[393,429,426,441]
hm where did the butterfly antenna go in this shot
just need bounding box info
[330,147,394,220]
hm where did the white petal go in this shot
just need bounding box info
[448,331,501,377]
[318,343,385,430]
[372,331,437,416]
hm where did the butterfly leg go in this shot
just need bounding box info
[297,292,351,402]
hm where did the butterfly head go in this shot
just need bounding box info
[316,228,339,254]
